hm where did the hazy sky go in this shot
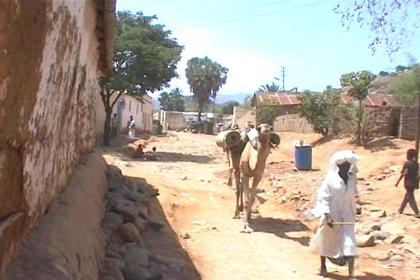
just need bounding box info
[117,0,420,96]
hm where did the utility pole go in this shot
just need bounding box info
[281,66,286,92]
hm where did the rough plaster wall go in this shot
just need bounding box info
[24,0,100,220]
[0,0,101,271]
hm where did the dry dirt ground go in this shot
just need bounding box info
[102,131,420,280]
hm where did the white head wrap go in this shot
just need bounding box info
[328,150,360,174]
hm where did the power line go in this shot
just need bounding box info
[174,0,331,28]
[172,0,295,26]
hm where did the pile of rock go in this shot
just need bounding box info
[100,165,184,280]
[355,215,420,269]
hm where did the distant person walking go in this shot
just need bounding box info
[395,149,420,218]
[111,113,118,138]
[127,115,135,139]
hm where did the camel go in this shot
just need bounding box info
[225,139,247,219]
[239,123,280,232]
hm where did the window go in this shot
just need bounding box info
[136,104,139,114]
[129,100,131,111]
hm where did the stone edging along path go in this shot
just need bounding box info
[101,165,200,280]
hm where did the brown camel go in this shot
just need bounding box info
[225,139,247,218]
[239,123,280,232]
[224,127,249,218]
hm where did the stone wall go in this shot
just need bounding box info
[0,0,114,272]
[5,152,107,280]
[400,107,418,140]
[363,107,396,136]
[337,107,399,137]
[160,111,188,130]
[273,114,314,133]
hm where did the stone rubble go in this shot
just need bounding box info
[100,165,189,280]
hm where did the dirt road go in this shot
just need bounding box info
[103,132,417,280]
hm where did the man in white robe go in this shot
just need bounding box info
[310,150,359,279]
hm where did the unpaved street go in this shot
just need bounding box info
[103,132,418,280]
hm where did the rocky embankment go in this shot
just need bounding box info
[100,165,196,280]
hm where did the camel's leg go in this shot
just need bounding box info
[233,156,242,219]
[241,174,253,233]
[239,172,244,212]
[247,174,262,221]
[233,168,242,219]
[226,151,233,186]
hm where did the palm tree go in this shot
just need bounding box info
[185,57,228,121]
[258,82,281,93]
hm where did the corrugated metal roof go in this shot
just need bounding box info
[341,94,400,107]
[257,92,400,107]
[256,92,301,106]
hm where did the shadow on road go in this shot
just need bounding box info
[124,175,202,280]
[251,217,311,246]
[151,151,213,163]
[363,137,399,152]
[325,272,398,280]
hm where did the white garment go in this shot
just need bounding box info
[128,120,135,139]
[310,151,359,258]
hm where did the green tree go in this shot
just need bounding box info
[299,92,330,136]
[158,88,185,112]
[221,101,240,115]
[378,71,390,77]
[334,1,419,56]
[185,56,228,121]
[99,11,183,145]
[391,65,420,160]
[258,82,281,93]
[298,88,350,137]
[256,102,280,126]
[340,71,376,144]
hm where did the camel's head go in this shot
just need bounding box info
[256,124,281,148]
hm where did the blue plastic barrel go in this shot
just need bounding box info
[295,145,312,170]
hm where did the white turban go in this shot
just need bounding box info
[328,150,360,174]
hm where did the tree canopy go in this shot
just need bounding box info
[258,82,281,93]
[256,102,280,126]
[185,56,228,121]
[391,65,420,104]
[104,11,183,95]
[340,71,376,144]
[334,0,420,56]
[99,11,183,145]
[158,88,185,112]
[299,88,349,137]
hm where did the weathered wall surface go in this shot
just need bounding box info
[233,106,256,128]
[363,107,395,137]
[400,107,418,140]
[0,0,111,271]
[160,111,188,130]
[4,152,107,280]
[273,114,314,133]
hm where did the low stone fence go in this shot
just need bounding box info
[273,114,314,133]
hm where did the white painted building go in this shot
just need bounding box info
[96,93,153,136]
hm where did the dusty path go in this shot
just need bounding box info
[103,132,410,280]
